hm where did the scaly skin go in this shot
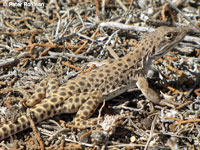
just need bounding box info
[0,26,189,141]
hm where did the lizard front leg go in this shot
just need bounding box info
[136,76,174,107]
[136,76,160,104]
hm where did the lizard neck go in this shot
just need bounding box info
[122,48,147,70]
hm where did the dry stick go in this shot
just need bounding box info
[98,15,137,55]
[72,26,99,56]
[62,23,97,40]
[39,38,54,57]
[144,115,158,150]
[94,0,100,19]
[36,5,50,17]
[48,51,98,61]
[0,52,29,69]
[59,136,65,150]
[194,88,200,96]
[76,33,95,42]
[101,0,106,17]
[166,3,175,22]
[63,137,95,147]
[26,10,53,24]
[106,46,119,59]
[186,73,200,97]
[27,109,45,150]
[0,29,30,36]
[28,31,35,45]
[108,144,145,148]
[53,19,74,42]
[176,101,193,110]
[55,11,61,38]
[100,17,137,51]
[0,87,30,105]
[184,36,200,45]
[162,4,168,20]
[79,130,92,141]
[39,47,51,57]
[47,128,68,142]
[65,41,80,49]
[116,0,127,11]
[62,61,81,71]
[166,116,200,124]
[72,8,85,27]
[27,43,64,55]
[80,64,96,74]
[168,62,183,76]
[85,27,100,54]
[97,99,105,125]
[165,0,200,31]
[99,22,155,32]
[0,44,14,51]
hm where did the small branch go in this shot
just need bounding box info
[165,0,200,31]
[0,52,29,69]
[99,22,155,32]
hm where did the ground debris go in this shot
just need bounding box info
[0,0,200,149]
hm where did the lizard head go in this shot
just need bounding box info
[144,26,188,63]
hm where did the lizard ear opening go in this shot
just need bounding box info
[151,45,156,55]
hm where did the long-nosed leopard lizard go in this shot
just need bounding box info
[0,26,191,141]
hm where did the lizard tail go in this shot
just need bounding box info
[0,115,30,141]
[0,97,64,141]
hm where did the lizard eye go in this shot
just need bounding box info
[164,32,174,40]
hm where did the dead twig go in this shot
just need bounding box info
[0,52,29,69]
[27,109,45,150]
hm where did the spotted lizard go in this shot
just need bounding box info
[0,26,190,141]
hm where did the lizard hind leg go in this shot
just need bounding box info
[46,74,59,97]
[62,91,103,128]
[75,91,103,127]
[24,74,58,107]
